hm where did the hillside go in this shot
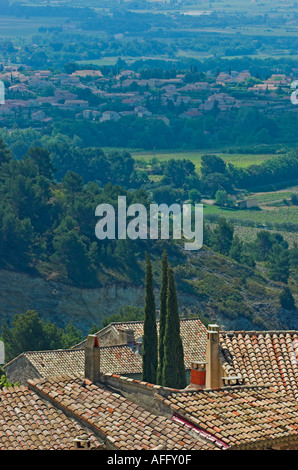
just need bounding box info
[0,139,297,338]
[1,244,296,337]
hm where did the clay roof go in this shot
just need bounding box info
[219,331,298,400]
[5,322,298,400]
[157,386,298,450]
[0,384,103,450]
[7,345,143,379]
[23,349,85,378]
[2,374,296,450]
[25,375,218,450]
[76,318,207,368]
[100,345,142,374]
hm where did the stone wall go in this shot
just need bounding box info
[5,355,40,385]
[100,372,175,417]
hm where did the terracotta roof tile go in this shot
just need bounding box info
[75,318,207,368]
[0,385,103,450]
[156,386,298,449]
[112,318,207,367]
[16,344,143,378]
[219,331,298,400]
[26,375,217,450]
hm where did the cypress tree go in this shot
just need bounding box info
[162,267,186,389]
[142,254,158,384]
[156,249,168,385]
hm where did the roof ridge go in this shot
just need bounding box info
[100,343,132,350]
[220,330,298,336]
[24,348,84,355]
[165,384,274,395]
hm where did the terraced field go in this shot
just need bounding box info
[204,186,298,242]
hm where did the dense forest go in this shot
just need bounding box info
[1,105,296,154]
[45,109,295,150]
[0,138,296,292]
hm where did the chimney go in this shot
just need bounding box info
[85,334,101,383]
[190,361,206,390]
[73,434,91,450]
[118,328,135,346]
[205,324,223,389]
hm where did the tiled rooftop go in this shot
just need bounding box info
[100,344,142,374]
[219,331,298,400]
[0,384,103,450]
[157,386,298,449]
[77,318,207,369]
[2,374,296,451]
[26,375,218,450]
[23,349,85,378]
[7,344,143,380]
[5,321,298,401]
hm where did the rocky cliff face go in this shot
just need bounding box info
[0,270,146,335]
[0,269,297,335]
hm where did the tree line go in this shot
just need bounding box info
[0,139,157,287]
[46,107,296,151]
[1,311,82,365]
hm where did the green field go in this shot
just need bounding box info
[248,188,298,206]
[0,16,72,37]
[207,223,298,248]
[130,148,298,232]
[131,149,275,171]
[137,0,297,15]
[203,202,298,227]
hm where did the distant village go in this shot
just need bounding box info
[0,62,295,126]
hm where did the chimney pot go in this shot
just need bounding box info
[73,435,91,450]
[85,334,101,383]
[190,361,206,389]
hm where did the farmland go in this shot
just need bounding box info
[130,146,298,243]
[0,16,73,37]
[227,224,298,248]
[131,149,276,171]
[203,202,298,229]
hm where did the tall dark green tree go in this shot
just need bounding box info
[279,286,295,310]
[210,218,234,256]
[267,244,290,283]
[0,137,12,165]
[162,267,186,389]
[27,146,56,180]
[142,254,158,384]
[156,250,168,385]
